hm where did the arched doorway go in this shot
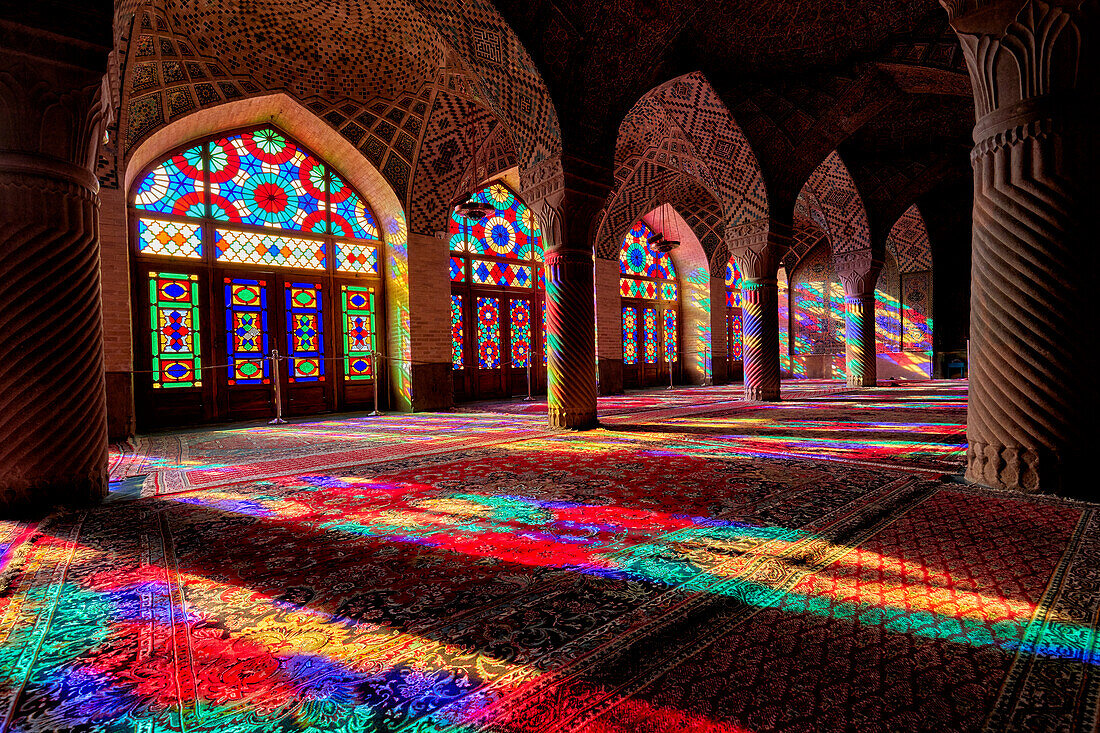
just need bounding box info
[130,125,386,428]
[619,220,680,388]
[448,182,545,400]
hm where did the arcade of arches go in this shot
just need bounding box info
[1,0,1098,730]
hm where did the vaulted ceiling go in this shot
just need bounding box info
[494,0,975,222]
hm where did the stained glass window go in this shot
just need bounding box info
[477,297,501,369]
[623,307,638,365]
[620,221,676,279]
[334,242,379,275]
[448,182,543,263]
[724,258,743,364]
[621,220,678,374]
[225,278,269,385]
[285,283,325,382]
[342,285,376,381]
[133,145,205,216]
[644,307,658,364]
[208,130,327,234]
[138,219,202,259]
[471,260,533,288]
[728,310,743,361]
[215,229,327,270]
[778,268,790,372]
[149,272,201,388]
[510,299,531,369]
[329,179,380,240]
[664,309,677,362]
[450,257,465,283]
[452,295,464,369]
[132,126,381,270]
[449,181,544,385]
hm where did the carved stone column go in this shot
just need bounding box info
[0,17,111,510]
[729,218,791,401]
[945,0,1098,496]
[837,255,883,388]
[522,156,605,429]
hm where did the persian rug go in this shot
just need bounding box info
[2,429,1098,732]
[110,382,923,497]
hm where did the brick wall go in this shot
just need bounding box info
[99,187,135,438]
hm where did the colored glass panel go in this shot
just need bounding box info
[623,307,638,365]
[329,178,380,241]
[334,242,378,274]
[224,278,269,385]
[285,283,324,382]
[660,282,677,301]
[620,220,676,279]
[728,308,743,361]
[214,229,326,270]
[208,129,327,234]
[664,309,677,362]
[137,218,203,259]
[477,297,500,369]
[724,259,743,289]
[510,299,531,369]
[449,256,466,283]
[133,145,205,217]
[470,260,533,288]
[149,272,201,388]
[451,295,464,369]
[341,285,376,381]
[619,278,656,299]
[447,182,543,261]
[643,307,657,364]
[778,269,790,372]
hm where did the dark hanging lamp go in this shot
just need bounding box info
[452,194,494,221]
[648,188,680,253]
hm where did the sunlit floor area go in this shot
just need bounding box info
[3,380,1098,731]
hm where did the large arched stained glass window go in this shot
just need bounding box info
[448,181,545,400]
[620,221,680,388]
[130,126,386,428]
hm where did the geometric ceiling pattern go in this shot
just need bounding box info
[886,203,933,273]
[796,150,873,256]
[104,0,557,235]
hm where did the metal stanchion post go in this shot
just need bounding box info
[667,349,674,390]
[268,350,287,425]
[704,346,711,386]
[524,356,533,401]
[368,350,383,416]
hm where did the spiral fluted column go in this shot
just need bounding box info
[946,0,1097,497]
[843,294,877,387]
[1,20,110,511]
[545,249,598,428]
[741,278,781,401]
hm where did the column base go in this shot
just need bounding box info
[548,406,598,430]
[1,470,107,513]
[744,385,780,401]
[847,376,877,388]
[965,440,1076,495]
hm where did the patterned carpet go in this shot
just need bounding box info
[3,381,1098,731]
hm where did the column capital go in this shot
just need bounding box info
[726,217,793,280]
[943,0,1095,140]
[834,249,884,297]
